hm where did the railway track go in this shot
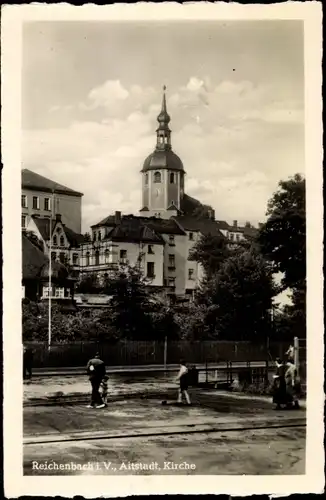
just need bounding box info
[24,417,306,446]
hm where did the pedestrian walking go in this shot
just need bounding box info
[86,353,106,409]
[176,359,191,405]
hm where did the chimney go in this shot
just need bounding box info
[233,220,237,228]
[115,211,122,224]
[55,213,62,222]
[245,221,251,228]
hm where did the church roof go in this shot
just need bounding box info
[142,149,184,172]
[22,169,83,197]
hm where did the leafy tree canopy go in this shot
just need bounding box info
[188,232,230,278]
[197,250,276,341]
[258,173,305,291]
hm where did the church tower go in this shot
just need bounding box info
[140,86,185,219]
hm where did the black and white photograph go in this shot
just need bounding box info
[2,2,324,497]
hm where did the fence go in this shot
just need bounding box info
[25,340,291,369]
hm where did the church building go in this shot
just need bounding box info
[140,86,185,219]
[78,87,258,299]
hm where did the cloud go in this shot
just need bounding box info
[23,77,304,232]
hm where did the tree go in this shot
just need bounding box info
[102,264,156,340]
[192,204,214,219]
[189,232,230,278]
[258,174,305,291]
[76,272,101,294]
[22,301,118,342]
[198,250,276,341]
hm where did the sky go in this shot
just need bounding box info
[22,20,304,233]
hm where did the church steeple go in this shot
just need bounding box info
[156,85,171,150]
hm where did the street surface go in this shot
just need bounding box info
[24,376,306,475]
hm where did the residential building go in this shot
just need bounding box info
[21,169,83,233]
[26,213,84,272]
[22,233,76,307]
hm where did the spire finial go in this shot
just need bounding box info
[163,84,166,92]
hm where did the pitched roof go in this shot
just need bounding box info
[32,216,52,240]
[173,216,226,237]
[22,234,48,280]
[144,217,186,235]
[63,226,85,246]
[92,215,185,237]
[32,216,84,245]
[109,217,164,244]
[22,169,83,197]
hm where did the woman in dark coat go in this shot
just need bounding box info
[272,359,291,409]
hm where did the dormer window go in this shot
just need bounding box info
[53,235,57,246]
[154,172,161,183]
[60,235,65,247]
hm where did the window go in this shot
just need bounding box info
[21,195,27,208]
[169,235,175,245]
[229,233,234,241]
[59,252,65,263]
[51,252,56,261]
[42,286,53,298]
[53,235,57,246]
[55,287,65,298]
[154,171,161,183]
[104,249,110,263]
[188,269,194,280]
[145,174,148,185]
[98,231,102,241]
[148,245,154,254]
[147,262,155,278]
[168,254,175,268]
[236,233,240,242]
[93,232,97,241]
[120,249,127,263]
[189,232,194,241]
[168,277,175,287]
[86,252,90,266]
[32,196,39,210]
[21,215,27,229]
[95,250,100,266]
[170,172,175,184]
[60,235,65,247]
[72,253,78,265]
[44,198,51,211]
